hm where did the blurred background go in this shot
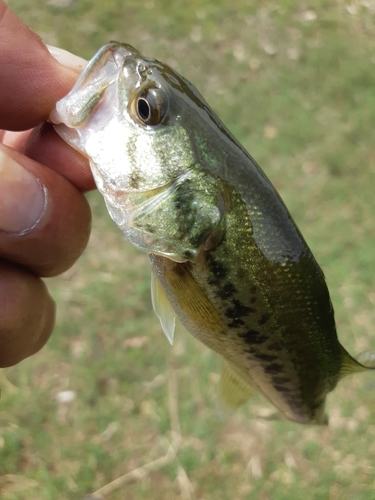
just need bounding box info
[2,0,375,498]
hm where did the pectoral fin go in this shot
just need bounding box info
[219,361,257,409]
[124,169,224,263]
[151,270,175,345]
[339,345,375,379]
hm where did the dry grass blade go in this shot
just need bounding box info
[176,463,195,500]
[88,366,190,499]
[87,443,179,499]
[167,365,196,499]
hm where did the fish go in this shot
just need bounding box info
[50,42,375,425]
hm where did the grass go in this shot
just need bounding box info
[1,0,375,498]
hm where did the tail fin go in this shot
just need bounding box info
[339,346,375,379]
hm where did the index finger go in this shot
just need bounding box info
[0,0,78,130]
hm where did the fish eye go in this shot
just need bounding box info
[134,87,168,126]
[137,98,151,121]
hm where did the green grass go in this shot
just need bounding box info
[2,1,375,498]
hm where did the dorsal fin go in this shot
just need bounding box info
[151,270,175,345]
[339,345,375,379]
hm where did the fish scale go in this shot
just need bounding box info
[51,42,375,425]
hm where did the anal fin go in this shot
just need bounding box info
[219,361,257,410]
[151,269,176,345]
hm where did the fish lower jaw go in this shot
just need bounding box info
[49,108,63,125]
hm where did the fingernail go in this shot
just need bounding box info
[47,45,87,73]
[0,147,46,234]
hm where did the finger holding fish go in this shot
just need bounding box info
[0,0,93,367]
[0,261,55,367]
[0,143,91,276]
[0,1,81,130]
[2,124,94,192]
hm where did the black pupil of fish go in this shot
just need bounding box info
[138,98,151,121]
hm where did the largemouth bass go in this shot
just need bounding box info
[51,42,375,425]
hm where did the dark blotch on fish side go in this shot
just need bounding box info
[255,353,279,362]
[264,363,284,374]
[216,282,237,300]
[232,298,256,315]
[225,299,256,321]
[258,312,272,325]
[272,376,291,385]
[207,255,229,279]
[268,342,283,352]
[207,276,219,286]
[225,307,241,319]
[273,384,291,393]
[228,318,246,328]
[238,329,268,345]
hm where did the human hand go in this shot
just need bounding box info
[0,1,94,367]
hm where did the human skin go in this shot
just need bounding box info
[0,1,94,367]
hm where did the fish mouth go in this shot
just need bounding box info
[50,42,137,127]
[50,42,145,157]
